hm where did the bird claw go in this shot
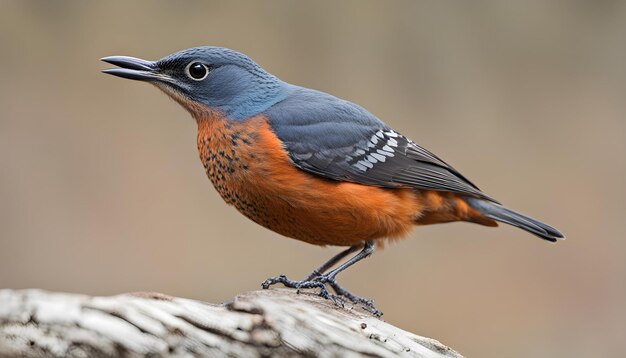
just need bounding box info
[261,274,382,317]
[261,274,288,289]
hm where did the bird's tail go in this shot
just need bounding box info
[465,197,565,242]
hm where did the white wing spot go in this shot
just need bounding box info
[366,154,378,164]
[350,130,404,170]
[371,153,386,162]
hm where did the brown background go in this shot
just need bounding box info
[1,1,625,357]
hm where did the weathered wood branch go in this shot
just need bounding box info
[0,288,462,357]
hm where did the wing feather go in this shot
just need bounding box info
[264,87,497,203]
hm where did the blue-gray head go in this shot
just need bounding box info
[102,47,292,119]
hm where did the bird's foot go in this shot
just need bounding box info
[262,274,331,299]
[321,276,382,317]
[261,274,382,317]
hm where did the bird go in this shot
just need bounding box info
[102,46,564,316]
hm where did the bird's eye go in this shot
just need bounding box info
[186,62,209,81]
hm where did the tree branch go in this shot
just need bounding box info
[0,288,462,357]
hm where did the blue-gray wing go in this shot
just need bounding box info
[264,87,497,202]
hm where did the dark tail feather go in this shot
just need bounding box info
[466,197,565,242]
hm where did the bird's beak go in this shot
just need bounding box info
[101,56,167,82]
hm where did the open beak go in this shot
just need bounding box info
[101,56,165,82]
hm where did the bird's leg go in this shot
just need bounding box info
[314,241,381,316]
[322,240,375,280]
[261,244,362,299]
[262,241,382,316]
[303,243,363,281]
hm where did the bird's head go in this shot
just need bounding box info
[102,46,292,120]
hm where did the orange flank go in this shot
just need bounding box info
[415,192,498,227]
[197,114,495,247]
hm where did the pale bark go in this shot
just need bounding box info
[0,288,462,358]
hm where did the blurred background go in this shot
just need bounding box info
[1,1,625,357]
